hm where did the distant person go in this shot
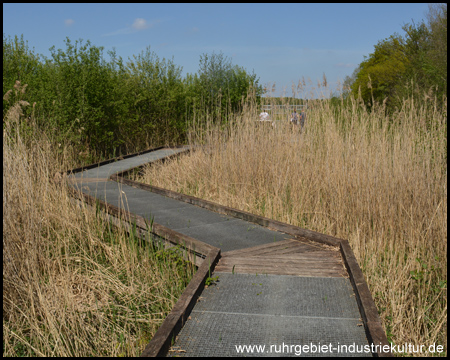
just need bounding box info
[259,110,269,121]
[300,109,306,132]
[290,109,299,125]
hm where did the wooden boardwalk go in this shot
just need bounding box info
[66,146,390,357]
[216,239,347,277]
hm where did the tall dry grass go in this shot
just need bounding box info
[137,84,447,355]
[3,83,196,356]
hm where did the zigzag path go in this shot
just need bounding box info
[67,146,389,357]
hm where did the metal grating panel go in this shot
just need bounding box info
[170,273,371,357]
[193,273,360,319]
[70,181,291,252]
[171,312,371,357]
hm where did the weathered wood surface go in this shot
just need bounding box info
[215,239,347,277]
[340,240,392,356]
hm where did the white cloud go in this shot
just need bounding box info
[102,18,160,37]
[132,18,149,30]
[64,19,74,27]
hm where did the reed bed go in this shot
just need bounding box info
[3,84,196,356]
[137,86,447,355]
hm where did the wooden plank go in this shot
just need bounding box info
[243,246,336,257]
[222,250,339,258]
[216,251,347,277]
[219,254,341,264]
[213,264,345,275]
[339,240,392,356]
[221,239,326,257]
[215,263,345,273]
[217,261,342,272]
[140,248,221,357]
[272,245,330,254]
[217,237,347,278]
[67,186,224,357]
[110,177,343,247]
[214,266,346,276]
[222,244,303,257]
[217,259,344,271]
[220,240,298,257]
[214,264,346,277]
[67,187,216,257]
[213,269,345,278]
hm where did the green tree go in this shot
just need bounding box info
[426,3,447,95]
[395,5,446,109]
[3,34,41,117]
[350,4,446,112]
[3,34,266,160]
[125,46,186,146]
[46,38,125,155]
[342,65,360,99]
[402,21,431,91]
[188,51,262,121]
[351,34,409,109]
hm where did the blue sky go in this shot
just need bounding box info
[3,3,430,97]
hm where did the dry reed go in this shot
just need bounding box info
[137,83,447,355]
[3,84,195,356]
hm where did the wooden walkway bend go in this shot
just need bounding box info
[66,146,391,357]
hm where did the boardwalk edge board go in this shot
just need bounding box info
[67,187,217,263]
[67,184,222,357]
[110,175,343,248]
[66,146,391,357]
[65,145,190,176]
[340,241,391,357]
[140,248,221,357]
